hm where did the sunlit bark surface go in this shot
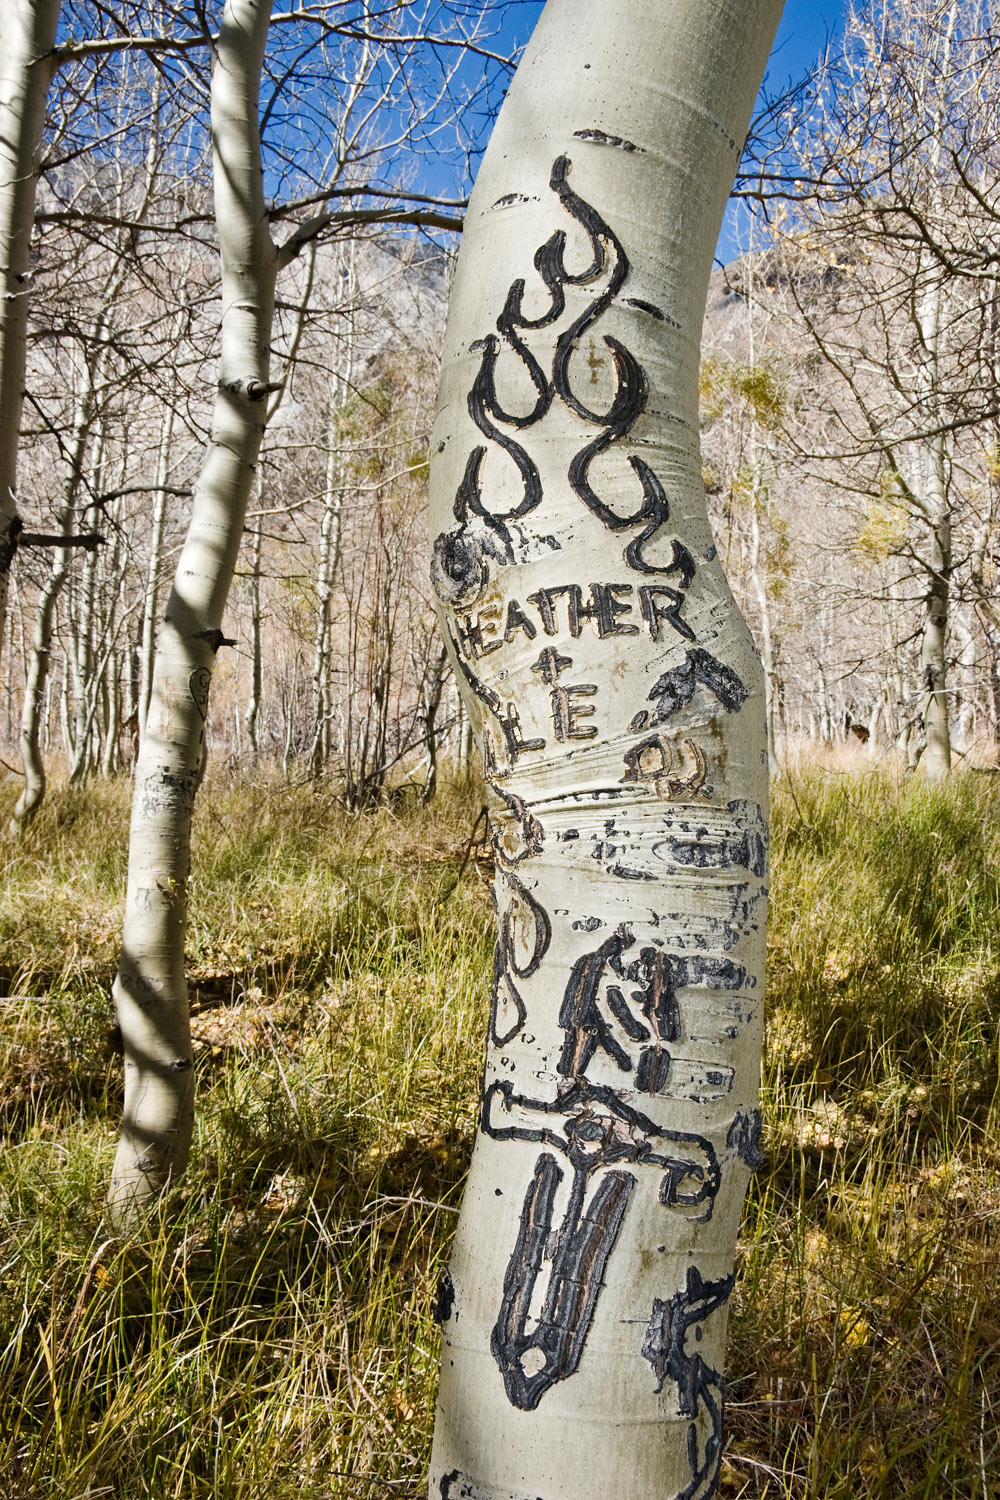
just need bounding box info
[109,0,277,1222]
[428,2,783,1496]
[0,0,60,657]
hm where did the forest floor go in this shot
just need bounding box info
[0,758,998,1499]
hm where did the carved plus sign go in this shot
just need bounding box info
[586,344,603,383]
[531,646,572,685]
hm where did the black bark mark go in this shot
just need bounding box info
[573,127,646,152]
[642,1267,735,1500]
[487,768,545,865]
[447,624,544,771]
[490,940,528,1048]
[490,871,552,1047]
[189,666,211,720]
[436,155,695,584]
[483,1077,720,1218]
[433,1269,456,1325]
[491,1151,634,1409]
[621,735,713,801]
[661,800,768,880]
[439,1471,547,1500]
[502,872,551,979]
[646,648,748,724]
[431,529,489,608]
[555,929,746,1092]
[726,1108,765,1171]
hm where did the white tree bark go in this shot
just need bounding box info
[138,402,176,741]
[427,3,782,1497]
[243,470,264,758]
[914,284,952,780]
[11,343,101,832]
[0,0,60,660]
[308,258,356,777]
[109,0,277,1222]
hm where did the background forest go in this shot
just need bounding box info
[6,2,1000,792]
[2,1,999,1498]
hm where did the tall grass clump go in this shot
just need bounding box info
[725,766,1000,1498]
[0,761,997,1497]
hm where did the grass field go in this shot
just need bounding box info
[0,763,997,1498]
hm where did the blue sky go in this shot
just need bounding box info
[718,0,848,260]
[481,0,849,263]
[767,0,847,86]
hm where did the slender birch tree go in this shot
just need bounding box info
[427,2,782,1497]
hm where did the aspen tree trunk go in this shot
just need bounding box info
[308,295,354,777]
[919,455,952,780]
[428,3,781,1497]
[138,403,176,741]
[102,644,120,775]
[67,415,110,782]
[0,0,60,661]
[12,546,65,831]
[748,491,780,778]
[109,0,277,1222]
[907,14,955,781]
[455,691,473,781]
[244,486,263,758]
[912,259,952,780]
[11,360,99,832]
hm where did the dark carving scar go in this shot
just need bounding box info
[727,1108,766,1171]
[490,1151,633,1409]
[192,627,236,652]
[573,128,646,153]
[492,191,537,208]
[450,154,689,579]
[438,1471,547,1500]
[625,296,665,320]
[432,1270,456,1325]
[642,1266,735,1498]
[609,862,656,882]
[647,648,748,723]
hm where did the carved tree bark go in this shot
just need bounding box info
[109,0,277,1222]
[0,0,61,660]
[427,2,782,1497]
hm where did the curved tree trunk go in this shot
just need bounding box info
[427,2,781,1497]
[109,0,277,1224]
[0,0,60,661]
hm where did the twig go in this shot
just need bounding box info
[439,804,489,903]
